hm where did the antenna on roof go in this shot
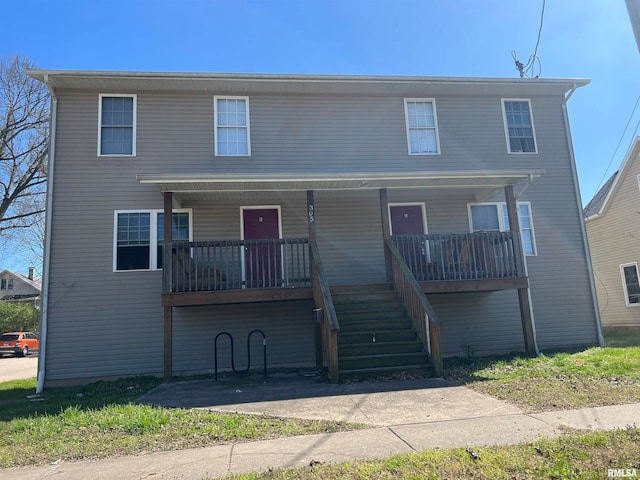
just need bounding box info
[511,0,545,78]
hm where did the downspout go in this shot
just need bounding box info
[36,75,57,394]
[562,83,605,347]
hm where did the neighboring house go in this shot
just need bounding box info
[585,137,640,328]
[0,268,41,307]
[28,70,602,388]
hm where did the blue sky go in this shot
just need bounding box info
[2,0,639,274]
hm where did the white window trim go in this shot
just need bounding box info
[98,94,137,157]
[113,209,192,272]
[620,262,640,307]
[214,95,251,156]
[467,201,537,256]
[403,98,441,155]
[501,98,538,154]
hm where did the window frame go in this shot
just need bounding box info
[113,209,192,272]
[501,98,537,154]
[0,278,6,290]
[620,262,640,307]
[403,98,441,156]
[98,94,137,157]
[467,201,537,256]
[214,95,251,157]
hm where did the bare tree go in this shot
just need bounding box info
[0,55,49,249]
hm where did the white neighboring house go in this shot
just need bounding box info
[0,268,42,307]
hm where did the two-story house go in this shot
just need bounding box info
[585,137,640,329]
[27,70,602,389]
[0,268,41,307]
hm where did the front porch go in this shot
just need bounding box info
[143,172,541,381]
[161,230,528,307]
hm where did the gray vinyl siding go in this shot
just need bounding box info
[587,153,640,327]
[173,300,315,375]
[43,83,598,384]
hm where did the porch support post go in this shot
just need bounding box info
[504,185,536,355]
[307,190,317,246]
[163,306,173,379]
[307,190,323,370]
[163,192,173,379]
[379,188,393,283]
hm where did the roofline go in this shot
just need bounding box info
[585,136,640,222]
[137,170,546,183]
[25,69,591,87]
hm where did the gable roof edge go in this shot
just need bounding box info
[585,136,640,222]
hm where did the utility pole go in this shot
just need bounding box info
[626,0,640,52]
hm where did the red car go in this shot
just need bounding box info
[0,332,39,357]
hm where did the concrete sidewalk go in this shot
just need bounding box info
[5,376,640,480]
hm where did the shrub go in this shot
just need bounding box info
[0,301,40,333]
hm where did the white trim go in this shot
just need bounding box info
[467,201,537,256]
[620,262,640,307]
[113,209,192,272]
[586,138,640,222]
[214,95,251,156]
[501,98,538,154]
[403,98,441,155]
[240,206,283,288]
[387,203,428,235]
[98,94,137,157]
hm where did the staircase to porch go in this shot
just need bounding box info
[331,285,433,381]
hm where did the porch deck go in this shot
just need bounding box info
[161,232,528,307]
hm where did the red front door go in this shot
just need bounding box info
[390,205,426,269]
[242,208,281,288]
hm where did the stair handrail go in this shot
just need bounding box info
[309,241,340,382]
[385,238,443,376]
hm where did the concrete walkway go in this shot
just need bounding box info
[5,375,640,480]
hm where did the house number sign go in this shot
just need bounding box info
[308,204,315,224]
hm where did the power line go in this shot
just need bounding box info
[594,95,640,193]
[513,0,546,78]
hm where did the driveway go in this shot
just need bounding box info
[138,374,521,426]
[0,354,38,382]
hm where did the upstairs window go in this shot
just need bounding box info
[114,210,191,271]
[468,202,537,255]
[99,94,136,156]
[502,99,537,153]
[215,96,250,156]
[0,278,6,290]
[404,99,440,155]
[621,263,640,306]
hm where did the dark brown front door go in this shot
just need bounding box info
[242,208,281,288]
[390,205,426,270]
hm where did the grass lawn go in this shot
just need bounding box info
[226,427,640,480]
[2,337,639,470]
[444,344,640,412]
[0,376,363,468]
[604,327,640,348]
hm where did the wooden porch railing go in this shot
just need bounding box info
[385,238,442,376]
[391,232,525,282]
[164,239,310,293]
[309,242,340,383]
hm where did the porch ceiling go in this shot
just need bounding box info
[137,170,545,193]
